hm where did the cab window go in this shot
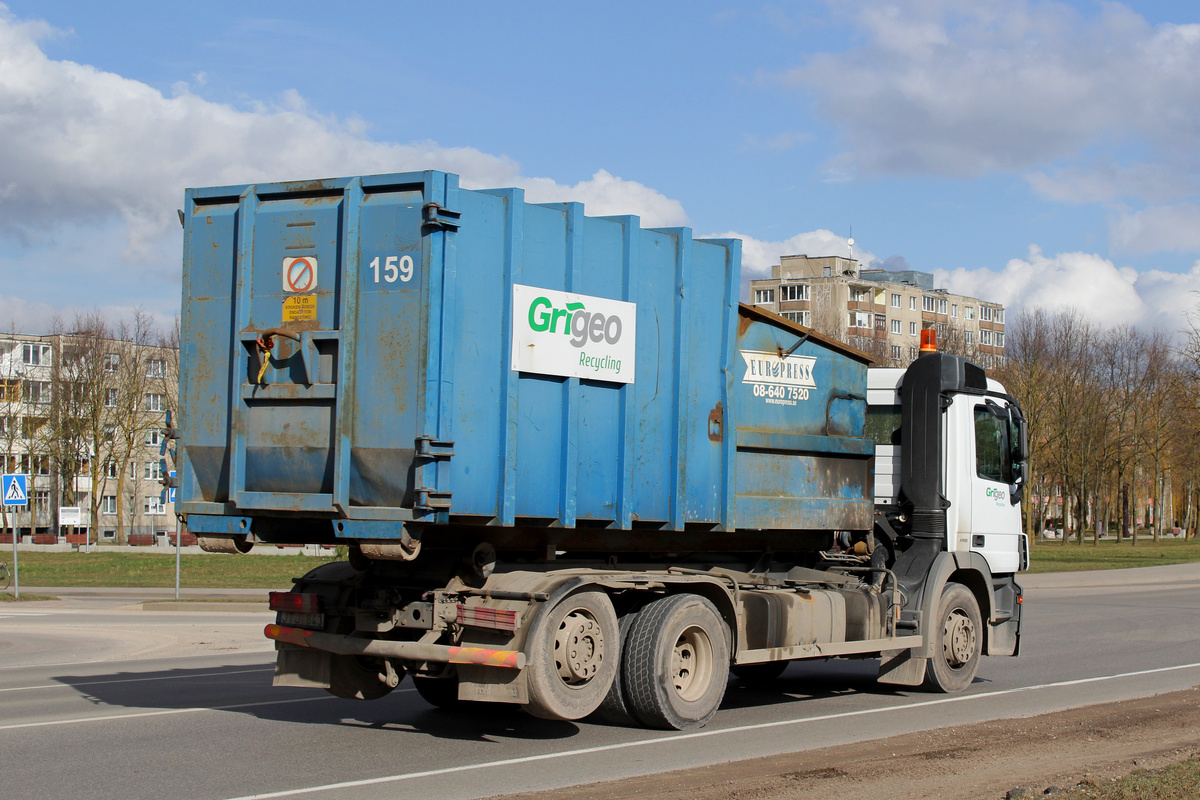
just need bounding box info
[975,406,1013,483]
[866,405,901,445]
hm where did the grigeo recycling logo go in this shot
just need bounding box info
[511,284,636,384]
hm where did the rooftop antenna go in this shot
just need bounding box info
[847,226,854,261]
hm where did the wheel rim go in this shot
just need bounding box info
[671,625,714,702]
[554,609,606,686]
[942,608,977,668]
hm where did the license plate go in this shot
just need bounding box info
[279,611,325,630]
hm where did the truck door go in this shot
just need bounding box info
[967,401,1023,574]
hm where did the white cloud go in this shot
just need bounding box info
[932,244,1200,329]
[1110,203,1200,255]
[771,1,1200,201]
[707,229,875,281]
[0,8,685,269]
[520,170,687,225]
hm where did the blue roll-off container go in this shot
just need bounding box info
[178,170,873,548]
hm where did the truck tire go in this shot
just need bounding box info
[328,655,396,700]
[922,582,982,693]
[623,594,730,730]
[590,611,639,726]
[524,589,619,721]
[287,561,397,701]
[731,660,788,686]
[413,674,461,709]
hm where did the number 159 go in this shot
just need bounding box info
[370,255,414,283]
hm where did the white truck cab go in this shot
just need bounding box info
[868,368,1030,575]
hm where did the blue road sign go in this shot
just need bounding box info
[3,474,28,507]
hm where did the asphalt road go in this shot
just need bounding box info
[2,564,1198,800]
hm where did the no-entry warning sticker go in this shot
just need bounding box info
[283,257,317,293]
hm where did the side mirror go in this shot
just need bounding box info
[1010,461,1028,505]
[1007,406,1029,464]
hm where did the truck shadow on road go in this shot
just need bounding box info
[52,656,975,740]
[50,661,581,741]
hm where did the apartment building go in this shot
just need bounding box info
[0,331,177,544]
[748,255,1006,367]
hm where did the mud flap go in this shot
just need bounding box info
[456,664,528,704]
[273,646,332,688]
[876,648,927,686]
[987,618,1020,657]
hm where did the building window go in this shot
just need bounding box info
[780,284,809,302]
[891,293,901,308]
[965,330,976,344]
[33,489,50,510]
[995,309,1005,324]
[105,388,118,408]
[850,288,870,303]
[909,347,918,360]
[891,319,901,334]
[849,311,872,329]
[891,345,902,361]
[146,359,166,378]
[996,331,1005,348]
[909,297,917,310]
[106,461,118,478]
[104,353,120,372]
[753,288,775,306]
[938,299,948,315]
[146,429,160,447]
[909,322,917,336]
[875,315,886,331]
[951,304,958,318]
[981,330,994,346]
[782,311,811,326]
[145,393,164,412]
[146,461,162,481]
[922,296,936,312]
[145,496,165,516]
[24,380,51,404]
[965,306,976,320]
[102,495,117,514]
[981,306,994,322]
[22,343,50,366]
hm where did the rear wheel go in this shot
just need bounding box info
[590,611,640,726]
[285,561,399,701]
[524,589,619,721]
[922,582,982,692]
[731,660,788,686]
[623,594,730,730]
[413,673,462,709]
[328,655,398,700]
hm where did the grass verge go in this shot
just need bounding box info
[4,537,1200,586]
[5,551,337,589]
[1055,755,1200,799]
[1025,537,1200,573]
[0,591,59,601]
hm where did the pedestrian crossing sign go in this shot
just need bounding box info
[3,474,28,506]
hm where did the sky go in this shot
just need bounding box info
[2,0,1200,336]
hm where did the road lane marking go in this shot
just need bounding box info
[217,660,1200,800]
[0,666,274,693]
[0,695,342,731]
[0,648,276,671]
[0,685,419,731]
